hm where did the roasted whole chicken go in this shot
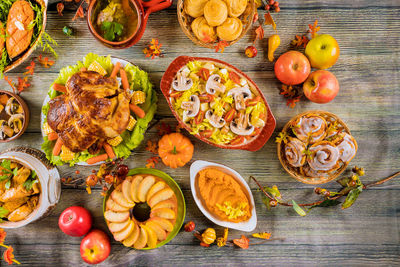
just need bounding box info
[47,71,130,152]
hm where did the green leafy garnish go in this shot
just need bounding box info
[0,206,9,222]
[101,21,123,42]
[0,159,17,181]
[23,178,38,191]
[4,180,10,190]
[292,200,307,216]
[38,31,58,58]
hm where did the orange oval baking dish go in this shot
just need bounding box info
[160,56,276,151]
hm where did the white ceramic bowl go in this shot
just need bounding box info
[0,147,61,228]
[190,160,257,232]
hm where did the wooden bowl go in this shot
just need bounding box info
[277,110,355,185]
[177,0,255,49]
[160,55,276,151]
[0,90,30,143]
[4,0,47,73]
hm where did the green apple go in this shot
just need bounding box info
[305,34,340,69]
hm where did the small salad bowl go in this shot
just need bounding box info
[190,160,257,232]
[0,90,30,143]
[87,0,172,49]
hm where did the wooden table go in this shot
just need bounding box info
[0,1,399,266]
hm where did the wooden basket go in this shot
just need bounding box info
[277,110,355,185]
[177,0,255,49]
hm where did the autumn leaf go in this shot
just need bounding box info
[3,76,16,94]
[17,77,30,92]
[24,60,35,75]
[0,228,6,244]
[156,122,172,136]
[252,232,271,240]
[214,40,229,53]
[201,31,214,43]
[286,97,300,108]
[3,246,19,265]
[217,228,229,247]
[72,5,84,21]
[291,35,309,48]
[253,25,264,44]
[175,124,184,133]
[38,55,55,68]
[275,131,288,144]
[145,140,158,154]
[280,84,295,98]
[308,19,320,38]
[57,2,64,16]
[143,38,163,59]
[264,12,277,31]
[292,200,307,216]
[146,156,160,168]
[233,235,249,249]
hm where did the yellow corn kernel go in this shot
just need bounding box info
[60,145,74,161]
[132,91,146,105]
[127,116,137,131]
[107,135,123,146]
[42,122,54,135]
[88,61,107,76]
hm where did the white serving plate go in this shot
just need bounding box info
[40,57,129,166]
[190,160,257,232]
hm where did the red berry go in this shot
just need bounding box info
[265,5,270,10]
[116,164,129,177]
[270,0,275,5]
[86,174,98,187]
[348,180,357,187]
[274,2,279,7]
[184,221,195,232]
[275,6,280,12]
[245,46,258,58]
[104,174,114,184]
[314,187,322,194]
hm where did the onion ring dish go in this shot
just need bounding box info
[0,0,47,74]
[160,56,275,151]
[103,168,185,249]
[41,54,157,166]
[277,110,358,184]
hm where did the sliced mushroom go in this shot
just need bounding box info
[206,74,226,95]
[172,71,193,91]
[227,87,252,111]
[181,95,200,118]
[0,120,13,140]
[205,110,225,128]
[8,114,24,133]
[5,97,20,116]
[230,112,254,136]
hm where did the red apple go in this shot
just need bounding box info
[274,51,311,85]
[80,229,111,265]
[58,206,92,237]
[303,70,339,104]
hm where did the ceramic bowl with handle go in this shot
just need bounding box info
[0,147,61,228]
[87,0,172,49]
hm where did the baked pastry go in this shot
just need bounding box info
[300,164,327,178]
[204,0,228,27]
[184,0,209,18]
[292,114,327,144]
[47,71,130,152]
[284,137,306,167]
[334,132,358,164]
[191,17,217,43]
[104,175,178,249]
[216,17,243,41]
[307,141,340,173]
[224,0,247,17]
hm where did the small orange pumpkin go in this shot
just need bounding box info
[158,133,194,168]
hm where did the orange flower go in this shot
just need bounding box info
[3,246,20,265]
[233,235,249,249]
[143,39,163,59]
[286,96,300,108]
[0,229,6,244]
[308,19,320,38]
[280,84,295,98]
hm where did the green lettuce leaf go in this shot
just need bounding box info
[41,54,157,166]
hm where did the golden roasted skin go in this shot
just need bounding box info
[47,71,130,153]
[6,0,34,59]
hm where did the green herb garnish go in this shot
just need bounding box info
[0,159,17,182]
[101,21,124,42]
[0,206,9,222]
